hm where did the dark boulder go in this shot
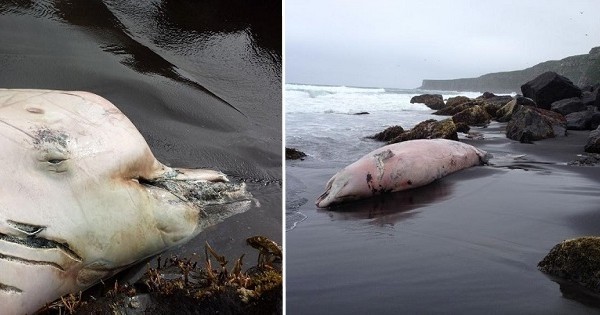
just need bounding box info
[506,106,567,143]
[538,237,600,294]
[520,71,582,110]
[591,113,600,130]
[581,90,597,106]
[550,97,586,116]
[367,125,404,142]
[286,148,307,160]
[452,105,491,127]
[410,94,445,110]
[565,107,599,130]
[353,111,370,115]
[585,126,600,153]
[388,118,458,144]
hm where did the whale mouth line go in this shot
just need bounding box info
[0,231,82,264]
[0,252,64,271]
[0,282,22,294]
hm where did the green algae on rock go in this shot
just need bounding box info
[538,237,600,293]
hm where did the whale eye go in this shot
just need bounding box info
[47,158,66,164]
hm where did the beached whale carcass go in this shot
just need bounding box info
[316,139,489,207]
[0,89,253,314]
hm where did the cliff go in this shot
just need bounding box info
[420,46,600,93]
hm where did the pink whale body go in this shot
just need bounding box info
[316,139,489,208]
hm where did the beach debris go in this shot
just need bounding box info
[35,237,282,314]
[246,236,283,268]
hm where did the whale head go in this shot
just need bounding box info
[0,89,252,314]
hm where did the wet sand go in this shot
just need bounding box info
[287,123,600,313]
[0,0,280,285]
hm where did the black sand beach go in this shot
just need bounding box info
[287,122,600,313]
[0,1,281,310]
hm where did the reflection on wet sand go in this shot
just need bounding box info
[319,180,454,226]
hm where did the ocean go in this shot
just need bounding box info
[286,83,600,313]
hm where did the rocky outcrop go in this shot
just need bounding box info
[505,106,567,143]
[452,105,491,127]
[446,96,471,108]
[585,126,600,153]
[420,46,600,92]
[550,97,586,116]
[388,119,457,144]
[410,94,445,110]
[521,72,582,110]
[538,237,600,294]
[286,148,306,160]
[367,125,404,142]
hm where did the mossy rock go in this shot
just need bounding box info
[367,125,404,142]
[388,118,457,144]
[538,237,600,293]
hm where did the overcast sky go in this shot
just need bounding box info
[285,0,600,88]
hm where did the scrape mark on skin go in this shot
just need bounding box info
[32,128,69,149]
[366,173,376,194]
[0,283,22,293]
[373,149,394,182]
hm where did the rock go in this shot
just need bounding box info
[482,102,502,118]
[452,105,491,126]
[388,119,458,144]
[565,107,599,130]
[515,96,537,106]
[538,237,600,294]
[446,96,471,108]
[286,148,307,160]
[478,91,496,99]
[584,126,600,153]
[550,97,586,116]
[455,122,470,133]
[506,106,567,142]
[367,125,405,142]
[496,100,520,122]
[410,94,445,110]
[434,99,484,116]
[568,152,600,166]
[591,113,600,130]
[353,112,370,115]
[581,91,597,106]
[481,95,514,107]
[520,71,582,110]
[495,96,537,122]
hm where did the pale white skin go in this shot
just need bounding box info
[316,139,488,208]
[0,89,246,314]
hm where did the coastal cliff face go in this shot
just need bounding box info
[420,46,600,93]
